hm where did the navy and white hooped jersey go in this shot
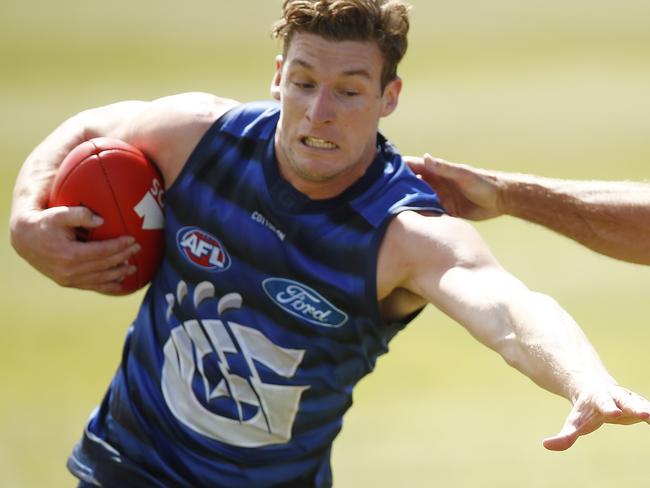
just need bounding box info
[68,101,444,487]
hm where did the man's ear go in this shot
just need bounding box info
[380,76,402,117]
[270,54,283,101]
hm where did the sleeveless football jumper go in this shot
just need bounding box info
[68,101,444,487]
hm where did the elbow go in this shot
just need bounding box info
[9,211,28,261]
[8,205,35,260]
[8,215,18,254]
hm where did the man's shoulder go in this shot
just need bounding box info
[376,211,445,306]
[349,152,445,228]
[215,100,280,139]
[382,210,497,284]
[135,92,239,128]
[387,211,483,248]
[133,92,242,187]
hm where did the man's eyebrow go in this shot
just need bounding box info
[291,58,372,80]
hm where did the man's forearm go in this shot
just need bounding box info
[11,114,91,222]
[497,290,615,402]
[434,262,614,402]
[499,175,650,265]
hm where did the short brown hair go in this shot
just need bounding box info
[272,0,411,90]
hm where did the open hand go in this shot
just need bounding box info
[405,154,504,220]
[543,384,650,451]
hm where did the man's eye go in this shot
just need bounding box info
[293,82,314,89]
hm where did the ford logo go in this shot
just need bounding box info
[262,278,348,328]
[176,226,231,272]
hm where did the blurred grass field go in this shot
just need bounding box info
[1,1,649,486]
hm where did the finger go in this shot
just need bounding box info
[77,281,131,296]
[543,401,602,451]
[42,239,137,288]
[51,205,104,229]
[70,263,137,290]
[542,426,579,452]
[71,242,141,275]
[411,166,457,213]
[408,154,452,177]
[613,390,650,422]
[430,180,459,216]
[70,236,138,263]
[403,155,424,169]
[405,157,430,181]
[424,154,457,177]
[595,391,624,418]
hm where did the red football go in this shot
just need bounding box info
[49,137,165,294]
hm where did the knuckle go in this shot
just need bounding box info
[57,252,76,267]
[58,269,75,284]
[64,246,85,263]
[101,267,125,283]
[58,275,74,287]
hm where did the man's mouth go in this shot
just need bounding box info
[301,136,338,150]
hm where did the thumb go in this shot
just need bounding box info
[423,154,459,177]
[542,424,579,451]
[404,155,425,174]
[59,206,104,228]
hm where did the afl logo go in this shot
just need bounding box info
[177,226,231,271]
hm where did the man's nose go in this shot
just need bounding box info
[306,88,335,124]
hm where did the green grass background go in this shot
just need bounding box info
[1,1,649,486]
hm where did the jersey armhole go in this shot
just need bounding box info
[164,105,239,198]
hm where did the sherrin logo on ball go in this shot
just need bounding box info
[263,278,348,328]
[177,227,231,271]
[48,137,165,295]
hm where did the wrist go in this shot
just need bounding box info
[567,375,618,404]
[493,172,550,219]
[491,171,518,217]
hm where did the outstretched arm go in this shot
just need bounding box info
[406,154,650,265]
[381,212,650,450]
[10,92,239,293]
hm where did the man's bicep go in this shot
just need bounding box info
[124,93,240,188]
[402,213,528,348]
[400,212,500,302]
[75,92,238,188]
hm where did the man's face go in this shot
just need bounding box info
[273,32,401,198]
